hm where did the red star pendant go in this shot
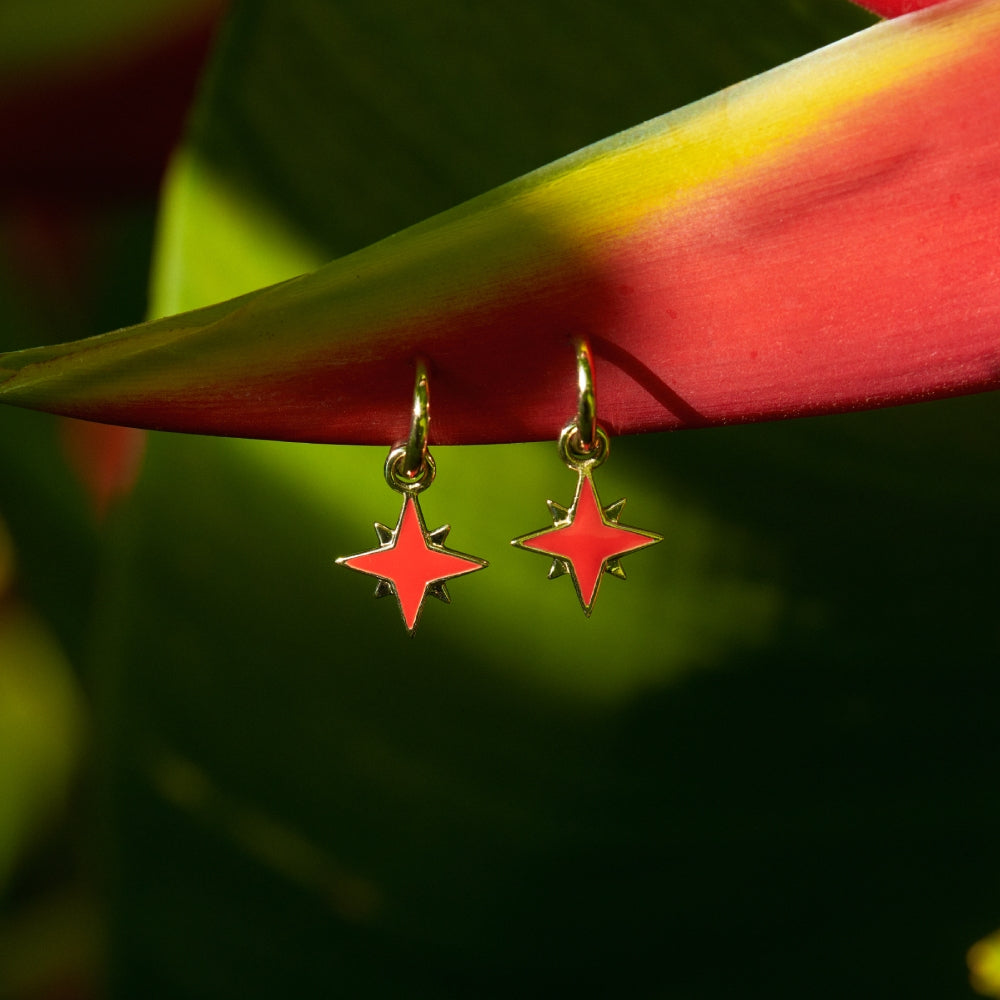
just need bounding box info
[337,494,487,633]
[512,470,661,616]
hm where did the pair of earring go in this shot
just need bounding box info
[336,340,662,633]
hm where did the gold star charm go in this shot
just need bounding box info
[336,361,487,634]
[512,468,661,616]
[338,493,487,633]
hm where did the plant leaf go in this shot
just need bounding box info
[69,1,1000,996]
[1,0,997,447]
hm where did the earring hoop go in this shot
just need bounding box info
[574,338,598,452]
[384,359,436,494]
[558,338,609,471]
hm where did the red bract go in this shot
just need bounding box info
[0,0,996,446]
[0,5,223,203]
[855,1,947,16]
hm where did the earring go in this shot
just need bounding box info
[336,360,487,633]
[511,339,661,616]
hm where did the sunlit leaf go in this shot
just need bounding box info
[970,929,1000,998]
[2,1,997,444]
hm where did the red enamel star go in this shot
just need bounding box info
[337,494,487,633]
[512,471,661,616]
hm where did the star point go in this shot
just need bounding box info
[512,471,661,615]
[337,494,487,633]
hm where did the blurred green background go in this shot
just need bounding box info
[1,1,999,997]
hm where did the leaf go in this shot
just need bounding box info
[75,1,1000,997]
[3,1,998,444]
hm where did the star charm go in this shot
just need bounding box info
[512,471,661,616]
[337,494,487,633]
